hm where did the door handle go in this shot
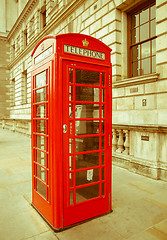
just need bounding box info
[63,124,67,133]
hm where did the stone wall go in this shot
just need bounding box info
[0,37,10,118]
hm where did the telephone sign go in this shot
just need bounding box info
[31,33,112,231]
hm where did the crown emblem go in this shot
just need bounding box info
[82,38,89,47]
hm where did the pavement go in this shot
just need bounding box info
[0,128,167,240]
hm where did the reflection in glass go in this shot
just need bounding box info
[36,120,47,134]
[76,69,100,85]
[36,87,46,103]
[37,180,46,199]
[36,150,47,167]
[75,137,99,152]
[75,104,100,118]
[37,165,46,182]
[69,86,73,101]
[69,103,74,118]
[102,167,105,180]
[76,168,99,186]
[69,138,73,153]
[36,104,47,118]
[76,184,99,203]
[75,86,99,102]
[75,152,99,169]
[36,135,47,151]
[36,71,46,88]
[75,121,99,135]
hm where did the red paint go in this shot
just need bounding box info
[31,33,112,230]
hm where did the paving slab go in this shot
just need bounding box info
[0,128,167,240]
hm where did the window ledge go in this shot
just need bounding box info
[112,73,160,88]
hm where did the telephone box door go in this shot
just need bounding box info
[62,60,112,227]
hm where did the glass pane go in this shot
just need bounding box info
[69,103,74,118]
[131,13,139,28]
[69,68,73,83]
[69,86,73,101]
[132,45,140,62]
[36,150,47,167]
[152,56,156,73]
[76,168,99,186]
[131,28,139,44]
[75,152,99,169]
[75,87,100,102]
[69,138,73,153]
[37,165,46,182]
[35,87,46,103]
[75,137,99,152]
[76,184,99,203]
[69,156,73,171]
[36,71,46,88]
[141,58,150,75]
[152,39,156,56]
[102,152,104,165]
[102,183,105,196]
[36,120,47,134]
[141,42,150,59]
[102,89,105,102]
[150,19,156,37]
[70,191,74,205]
[75,104,100,118]
[140,6,149,25]
[132,61,140,77]
[36,104,47,118]
[37,180,46,199]
[102,105,105,118]
[102,167,105,180]
[102,72,105,86]
[76,69,100,85]
[75,121,99,135]
[36,135,47,151]
[140,23,149,41]
[102,121,104,134]
[151,3,156,19]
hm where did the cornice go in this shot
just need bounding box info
[8,0,86,69]
[112,124,167,133]
[8,0,38,40]
[112,73,160,88]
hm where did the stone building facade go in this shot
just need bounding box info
[0,0,167,181]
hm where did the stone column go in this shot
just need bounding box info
[112,129,117,152]
[123,130,129,155]
[116,129,124,153]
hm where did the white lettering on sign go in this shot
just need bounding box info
[35,46,53,64]
[64,44,105,60]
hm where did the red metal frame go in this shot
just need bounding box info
[31,33,112,230]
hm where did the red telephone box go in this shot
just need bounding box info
[31,33,112,230]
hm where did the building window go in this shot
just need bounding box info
[24,28,28,47]
[22,70,28,104]
[128,1,156,77]
[12,78,15,106]
[41,6,46,28]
